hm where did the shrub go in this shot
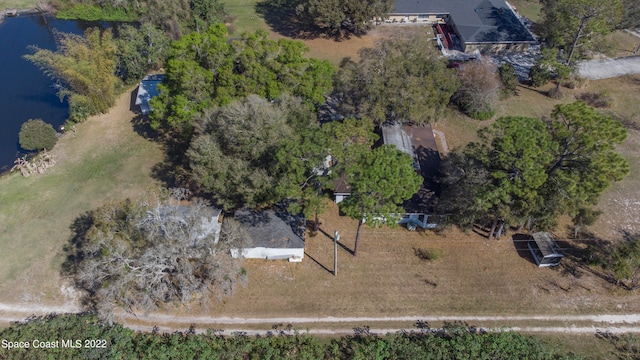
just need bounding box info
[577,91,613,108]
[55,4,139,22]
[18,118,58,151]
[469,110,495,120]
[68,94,96,122]
[562,75,588,89]
[498,63,518,97]
[413,247,442,261]
[453,60,500,119]
[529,64,551,87]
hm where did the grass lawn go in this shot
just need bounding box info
[0,0,36,11]
[506,0,542,23]
[225,0,268,36]
[605,30,640,58]
[0,89,163,304]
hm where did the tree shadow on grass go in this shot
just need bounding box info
[150,137,195,191]
[553,229,620,286]
[255,1,325,40]
[511,233,538,266]
[130,114,159,140]
[61,211,94,277]
[61,210,99,311]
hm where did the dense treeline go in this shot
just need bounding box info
[49,0,227,39]
[0,314,586,359]
[294,0,394,37]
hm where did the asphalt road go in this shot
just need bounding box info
[578,56,640,80]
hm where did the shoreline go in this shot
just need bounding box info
[0,9,41,23]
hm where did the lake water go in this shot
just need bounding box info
[0,14,102,172]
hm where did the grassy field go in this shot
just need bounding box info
[0,89,163,304]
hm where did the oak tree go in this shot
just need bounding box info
[187,95,313,210]
[65,189,247,322]
[116,22,170,84]
[295,0,394,38]
[149,25,334,132]
[334,32,460,124]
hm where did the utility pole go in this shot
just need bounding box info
[334,230,340,276]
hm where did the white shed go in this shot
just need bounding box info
[230,209,305,262]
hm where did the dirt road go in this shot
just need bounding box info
[2,302,640,335]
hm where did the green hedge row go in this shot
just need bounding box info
[0,314,582,360]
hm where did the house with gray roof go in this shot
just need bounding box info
[230,209,305,262]
[387,0,536,53]
[332,123,441,230]
[135,74,165,115]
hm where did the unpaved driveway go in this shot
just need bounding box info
[578,56,640,80]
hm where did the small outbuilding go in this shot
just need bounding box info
[528,232,564,267]
[230,209,305,262]
[135,74,165,115]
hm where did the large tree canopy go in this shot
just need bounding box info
[438,101,629,237]
[149,24,334,132]
[65,190,247,322]
[24,28,119,122]
[540,0,622,65]
[334,33,460,124]
[116,23,170,84]
[275,118,377,225]
[340,144,423,254]
[535,101,629,226]
[340,145,423,224]
[187,95,314,210]
[295,0,394,37]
